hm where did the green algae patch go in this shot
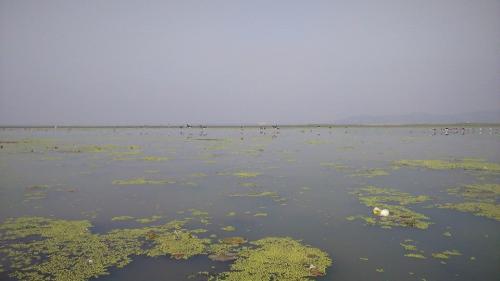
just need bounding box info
[437,184,500,221]
[254,212,268,217]
[0,216,209,281]
[431,250,462,260]
[213,237,332,280]
[438,202,500,221]
[112,177,175,185]
[350,169,389,178]
[221,226,236,232]
[229,191,278,198]
[136,215,162,224]
[400,240,426,259]
[395,159,500,173]
[232,172,261,178]
[350,186,432,229]
[141,156,169,161]
[239,182,258,188]
[146,230,210,259]
[111,216,135,221]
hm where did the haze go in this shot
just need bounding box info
[1,0,499,125]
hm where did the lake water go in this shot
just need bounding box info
[0,126,499,281]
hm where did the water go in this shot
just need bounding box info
[0,126,499,280]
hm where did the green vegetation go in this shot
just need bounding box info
[213,237,332,280]
[254,212,268,217]
[438,184,500,221]
[221,226,236,232]
[111,216,134,221]
[232,172,261,178]
[136,215,162,224]
[112,178,175,185]
[431,250,462,260]
[229,191,278,198]
[0,216,197,281]
[400,239,426,259]
[395,159,500,173]
[350,186,432,229]
[350,169,389,178]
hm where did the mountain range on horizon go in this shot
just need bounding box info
[335,110,500,125]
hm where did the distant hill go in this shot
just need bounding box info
[336,110,500,125]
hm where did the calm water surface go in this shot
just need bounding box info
[0,127,499,281]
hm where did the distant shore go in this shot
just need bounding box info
[1,123,500,129]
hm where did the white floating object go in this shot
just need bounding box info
[373,207,381,215]
[380,209,390,217]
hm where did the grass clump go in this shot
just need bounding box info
[213,237,332,280]
[350,186,432,229]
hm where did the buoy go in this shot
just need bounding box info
[380,209,390,217]
[373,207,381,215]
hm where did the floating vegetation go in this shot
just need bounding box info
[112,178,175,185]
[146,230,210,259]
[350,169,389,178]
[437,184,500,221]
[320,162,349,171]
[0,216,197,281]
[395,159,500,173]
[232,172,261,178]
[207,237,247,262]
[438,202,500,221]
[221,226,236,232]
[254,212,268,217]
[111,216,135,221]
[239,182,258,188]
[349,186,432,229]
[188,209,209,217]
[400,240,426,259]
[431,250,462,260]
[229,191,278,198]
[136,215,162,224]
[443,231,452,237]
[226,212,236,217]
[213,237,332,280]
[305,139,329,145]
[190,172,208,178]
[141,156,169,161]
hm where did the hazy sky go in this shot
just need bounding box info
[1,0,499,125]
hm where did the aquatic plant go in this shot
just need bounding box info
[232,172,261,178]
[112,177,175,185]
[229,191,278,198]
[213,237,332,280]
[431,250,461,260]
[254,212,268,217]
[395,159,500,173]
[438,202,500,221]
[111,216,135,221]
[0,217,209,281]
[350,169,389,178]
[136,215,162,224]
[146,230,210,259]
[221,226,236,232]
[438,184,500,221]
[400,240,426,259]
[350,186,432,229]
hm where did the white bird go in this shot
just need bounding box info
[380,209,390,217]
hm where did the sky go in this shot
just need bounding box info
[1,0,499,125]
